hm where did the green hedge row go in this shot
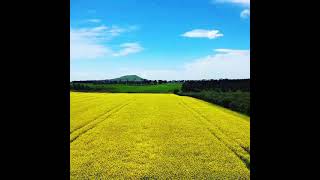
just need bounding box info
[176,90,250,116]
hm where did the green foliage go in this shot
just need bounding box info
[110,75,145,82]
[70,83,182,93]
[177,90,250,116]
[182,79,250,92]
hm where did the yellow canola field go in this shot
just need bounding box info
[70,92,250,179]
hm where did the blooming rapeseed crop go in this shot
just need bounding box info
[70,92,250,179]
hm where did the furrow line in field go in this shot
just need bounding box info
[70,98,132,134]
[179,99,242,145]
[71,99,106,116]
[240,145,250,154]
[70,95,110,110]
[71,95,102,103]
[180,97,250,154]
[72,96,101,103]
[179,100,250,169]
[71,97,135,134]
[71,101,108,119]
[186,97,250,122]
[70,98,135,143]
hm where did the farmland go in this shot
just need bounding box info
[70,78,250,116]
[70,83,182,93]
[70,92,250,179]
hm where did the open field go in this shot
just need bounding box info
[70,92,250,179]
[70,83,182,93]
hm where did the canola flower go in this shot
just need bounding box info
[70,92,250,179]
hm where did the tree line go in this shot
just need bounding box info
[177,79,250,115]
[70,83,93,91]
[70,79,250,115]
[181,79,250,92]
[70,80,184,91]
[71,80,185,85]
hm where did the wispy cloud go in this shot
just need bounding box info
[104,49,249,80]
[86,19,101,23]
[182,48,250,79]
[181,29,223,39]
[70,26,111,60]
[107,25,127,37]
[213,0,250,6]
[212,0,250,18]
[240,9,250,18]
[70,24,142,60]
[113,43,144,57]
[214,49,249,55]
[71,48,249,81]
[71,25,126,41]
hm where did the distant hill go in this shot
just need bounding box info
[71,75,147,83]
[109,75,146,82]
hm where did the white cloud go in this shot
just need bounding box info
[113,43,144,57]
[86,19,101,23]
[76,48,249,80]
[182,49,250,79]
[108,25,127,37]
[71,25,125,41]
[181,29,223,39]
[70,26,112,60]
[70,41,111,60]
[213,0,250,6]
[148,49,250,80]
[70,25,141,60]
[212,0,250,18]
[70,71,107,81]
[214,48,249,55]
[240,9,250,18]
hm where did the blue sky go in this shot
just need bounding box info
[70,0,250,80]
